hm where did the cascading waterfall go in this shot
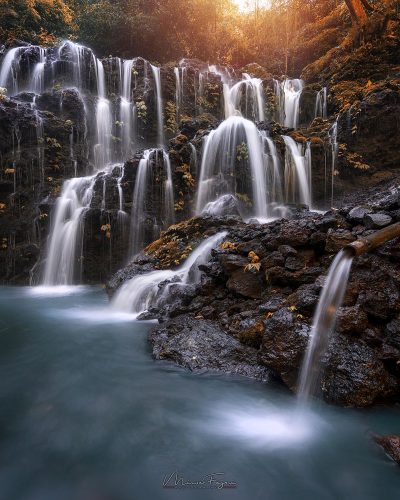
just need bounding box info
[195,116,268,218]
[315,87,328,119]
[31,48,47,94]
[282,136,312,207]
[129,149,175,256]
[0,41,327,288]
[116,165,128,224]
[329,118,339,207]
[129,150,151,256]
[262,133,284,208]
[0,47,23,94]
[42,176,97,285]
[113,231,227,315]
[162,150,175,228]
[150,64,165,147]
[120,59,136,157]
[227,74,265,122]
[297,249,354,403]
[274,79,304,128]
[94,59,112,169]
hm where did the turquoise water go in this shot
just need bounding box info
[0,286,399,500]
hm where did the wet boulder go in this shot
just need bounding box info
[363,213,393,229]
[259,307,310,388]
[150,316,271,381]
[322,336,399,406]
[201,195,242,218]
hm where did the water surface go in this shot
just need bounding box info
[0,287,399,500]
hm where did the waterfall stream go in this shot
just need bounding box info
[113,232,227,315]
[297,249,354,403]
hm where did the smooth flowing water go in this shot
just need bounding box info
[297,249,354,403]
[114,232,227,314]
[1,287,400,500]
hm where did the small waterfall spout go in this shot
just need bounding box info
[297,249,354,403]
[113,232,227,315]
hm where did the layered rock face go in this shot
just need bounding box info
[109,183,400,407]
[1,31,400,285]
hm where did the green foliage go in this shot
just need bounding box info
[236,142,249,162]
[0,0,73,44]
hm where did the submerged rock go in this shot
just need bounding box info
[374,435,400,466]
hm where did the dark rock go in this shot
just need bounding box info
[226,268,264,299]
[336,305,369,335]
[259,308,310,388]
[322,336,398,406]
[348,206,373,224]
[363,213,393,229]
[286,284,319,313]
[262,251,285,268]
[150,316,271,381]
[278,221,310,246]
[325,229,355,252]
[285,255,305,271]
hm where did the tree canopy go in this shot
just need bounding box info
[0,0,398,73]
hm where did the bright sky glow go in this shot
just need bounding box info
[232,0,270,13]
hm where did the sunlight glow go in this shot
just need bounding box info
[232,0,270,13]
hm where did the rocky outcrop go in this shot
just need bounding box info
[110,182,400,406]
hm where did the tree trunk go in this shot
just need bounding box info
[344,0,368,24]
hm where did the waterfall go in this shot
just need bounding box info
[274,79,304,128]
[0,47,22,94]
[58,41,88,89]
[162,150,175,227]
[150,64,165,147]
[315,87,328,119]
[189,142,197,176]
[297,249,354,403]
[174,66,185,120]
[31,48,47,94]
[120,59,136,158]
[282,136,312,207]
[43,176,96,285]
[263,134,284,209]
[195,116,268,218]
[329,118,339,207]
[94,59,112,169]
[129,150,151,256]
[129,149,175,256]
[113,231,227,315]
[34,105,45,183]
[228,74,265,121]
